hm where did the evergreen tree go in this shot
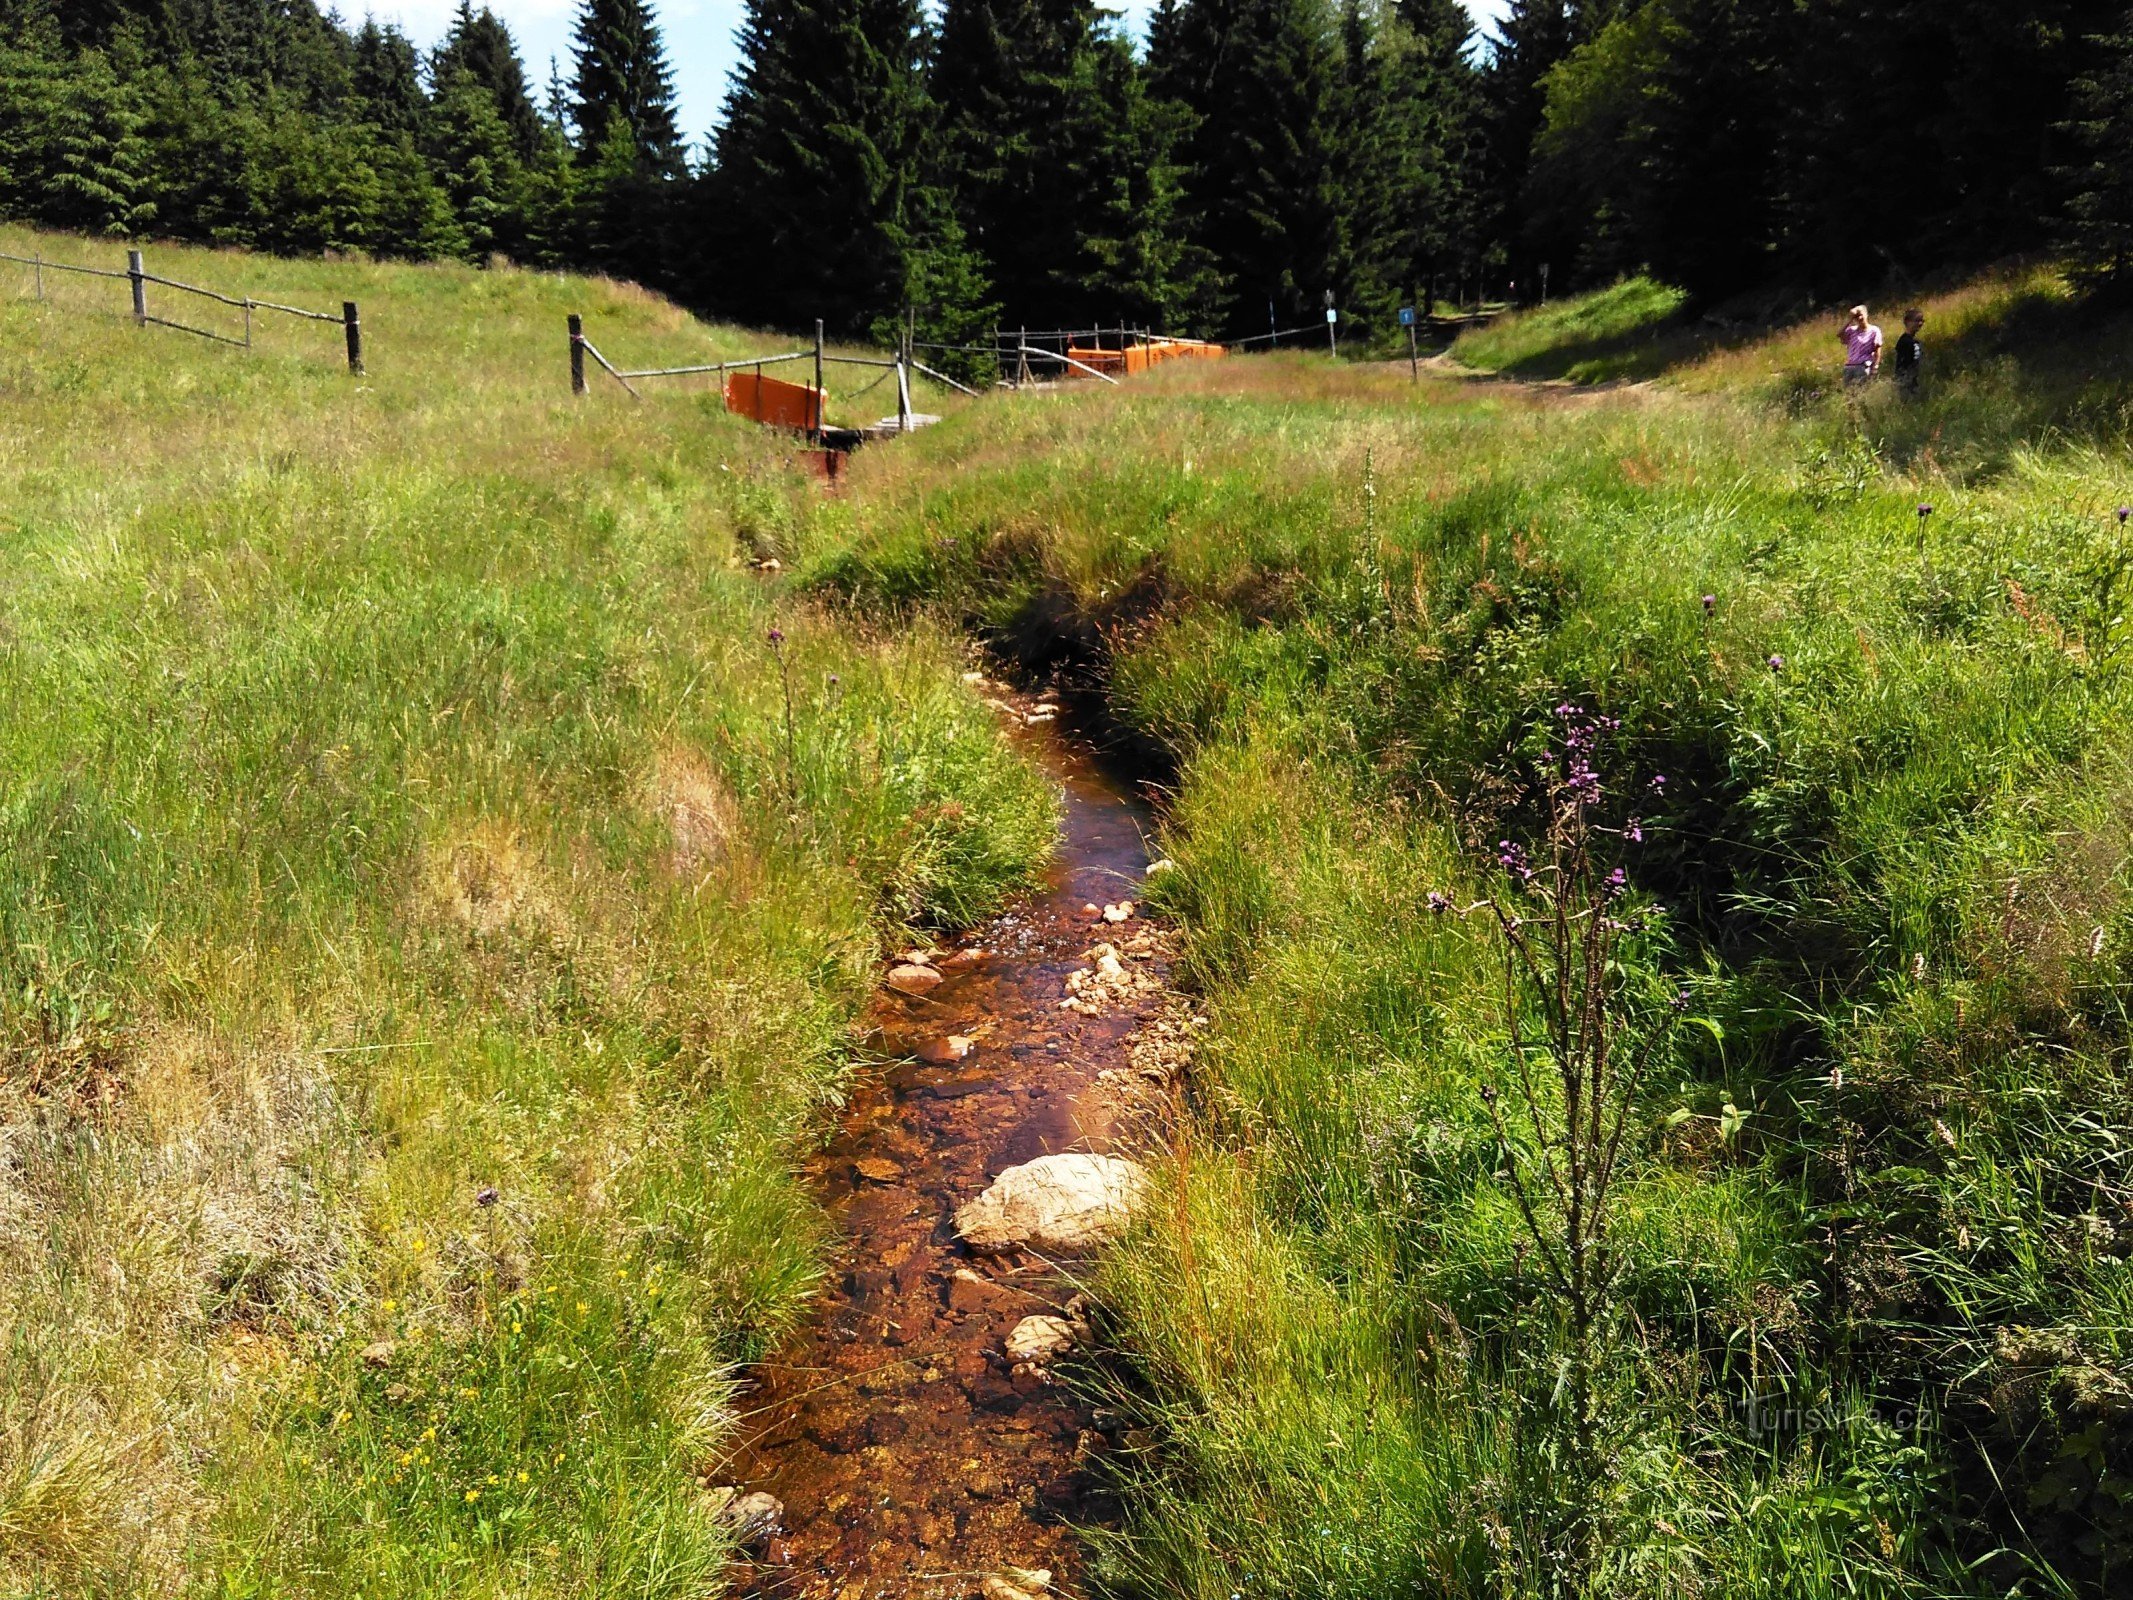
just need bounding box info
[0,20,153,234]
[2062,5,2133,284]
[707,0,929,331]
[930,0,1079,324]
[352,19,425,136]
[1480,0,1572,294]
[1325,0,1407,326]
[1055,26,1215,327]
[427,66,523,260]
[432,3,542,158]
[1151,0,1343,333]
[1391,0,1479,310]
[568,0,683,171]
[1631,0,1796,296]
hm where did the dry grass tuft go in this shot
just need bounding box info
[645,744,741,878]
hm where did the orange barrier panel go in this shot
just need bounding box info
[725,370,825,431]
[1062,337,1227,378]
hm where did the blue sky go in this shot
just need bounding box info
[368,0,1510,151]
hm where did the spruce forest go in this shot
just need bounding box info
[10,0,2133,349]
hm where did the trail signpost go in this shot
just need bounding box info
[1324,289,1338,358]
[1399,305,1418,379]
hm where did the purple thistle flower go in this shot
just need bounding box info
[1768,653,1785,672]
[827,673,840,686]
[1916,503,1934,520]
[1702,593,1716,616]
[1427,890,1452,915]
[2119,506,2131,526]
[767,627,785,645]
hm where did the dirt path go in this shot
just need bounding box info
[722,682,1182,1600]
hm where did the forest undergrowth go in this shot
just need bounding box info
[0,227,1054,1599]
[814,282,2133,1597]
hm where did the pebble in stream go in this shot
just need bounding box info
[725,705,1173,1600]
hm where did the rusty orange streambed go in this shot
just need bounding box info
[724,696,1173,1600]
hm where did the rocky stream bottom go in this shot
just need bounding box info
[718,682,1195,1600]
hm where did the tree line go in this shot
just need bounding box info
[1496,0,2133,304]
[1,0,2129,353]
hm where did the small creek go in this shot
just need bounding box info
[726,688,1172,1600]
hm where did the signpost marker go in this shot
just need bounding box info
[1399,304,1418,380]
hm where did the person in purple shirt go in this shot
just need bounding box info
[1841,305,1883,387]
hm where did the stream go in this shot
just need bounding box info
[725,685,1180,1600]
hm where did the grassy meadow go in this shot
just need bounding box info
[813,293,2133,1596]
[0,226,1054,1597]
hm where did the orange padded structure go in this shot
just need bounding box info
[1061,337,1226,378]
[725,370,825,431]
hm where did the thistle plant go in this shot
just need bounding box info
[1438,703,1684,1572]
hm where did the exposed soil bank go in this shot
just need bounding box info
[725,684,1178,1599]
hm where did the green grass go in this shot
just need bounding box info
[0,225,1053,1597]
[815,312,2133,1595]
[1449,275,1691,381]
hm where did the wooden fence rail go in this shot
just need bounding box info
[570,315,933,439]
[1,246,363,373]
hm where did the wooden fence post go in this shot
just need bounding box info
[32,252,42,301]
[812,319,825,439]
[568,314,586,395]
[342,302,364,375]
[128,249,145,325]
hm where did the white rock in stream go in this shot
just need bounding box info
[955,1153,1148,1252]
[1006,1314,1079,1363]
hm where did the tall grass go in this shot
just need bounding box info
[818,301,2133,1595]
[0,226,1052,1597]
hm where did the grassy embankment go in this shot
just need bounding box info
[0,226,1055,1598]
[813,279,2133,1596]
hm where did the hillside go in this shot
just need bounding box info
[0,228,1050,1597]
[815,280,2133,1596]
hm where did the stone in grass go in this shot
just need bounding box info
[1102,900,1135,923]
[705,1486,783,1548]
[360,1340,396,1368]
[1005,1314,1077,1363]
[955,1153,1148,1253]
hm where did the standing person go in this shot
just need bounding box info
[1891,308,1925,396]
[1840,304,1883,387]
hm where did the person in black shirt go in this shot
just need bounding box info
[1891,308,1925,396]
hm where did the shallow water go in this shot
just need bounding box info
[726,703,1165,1599]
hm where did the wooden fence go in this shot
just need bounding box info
[1,246,364,373]
[567,315,982,444]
